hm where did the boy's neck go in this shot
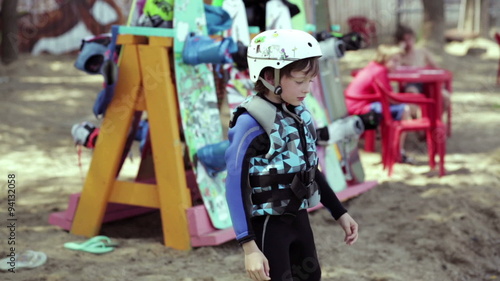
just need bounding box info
[258,93,297,111]
[261,91,282,105]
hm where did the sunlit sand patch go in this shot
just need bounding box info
[18,225,61,232]
[445,38,500,59]
[18,88,91,102]
[420,187,454,198]
[417,212,466,222]
[322,266,404,280]
[18,75,103,84]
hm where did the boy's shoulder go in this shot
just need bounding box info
[229,107,260,131]
[230,95,277,130]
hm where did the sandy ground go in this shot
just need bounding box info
[1,38,500,281]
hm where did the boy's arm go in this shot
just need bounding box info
[374,67,394,93]
[225,113,266,245]
[315,168,347,219]
[315,169,359,245]
[423,48,438,68]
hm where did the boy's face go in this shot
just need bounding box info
[280,70,315,106]
[400,33,415,51]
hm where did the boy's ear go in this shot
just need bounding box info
[263,70,274,83]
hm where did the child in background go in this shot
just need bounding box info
[395,25,451,116]
[225,29,358,281]
[344,44,415,163]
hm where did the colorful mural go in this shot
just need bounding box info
[0,0,134,54]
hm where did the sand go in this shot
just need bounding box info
[0,40,499,281]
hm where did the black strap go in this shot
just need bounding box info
[249,173,295,187]
[252,188,294,205]
[249,167,316,188]
[282,176,315,215]
[251,176,318,205]
[250,166,318,223]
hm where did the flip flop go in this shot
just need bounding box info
[0,250,47,271]
[64,235,118,254]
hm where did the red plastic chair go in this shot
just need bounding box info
[495,32,500,85]
[349,68,377,152]
[373,81,446,176]
[444,76,453,137]
[394,72,454,138]
[343,88,395,171]
[347,16,377,47]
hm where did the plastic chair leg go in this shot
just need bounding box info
[437,127,447,177]
[388,128,402,176]
[439,144,446,177]
[447,104,452,137]
[427,129,436,170]
[363,130,376,152]
[380,126,391,170]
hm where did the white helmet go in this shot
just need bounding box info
[247,29,322,83]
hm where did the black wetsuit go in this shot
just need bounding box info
[225,94,347,280]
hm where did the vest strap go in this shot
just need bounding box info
[251,181,318,205]
[281,176,317,221]
[249,167,316,188]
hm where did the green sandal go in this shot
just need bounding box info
[64,235,118,254]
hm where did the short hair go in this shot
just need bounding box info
[374,44,403,64]
[254,57,320,93]
[394,24,415,43]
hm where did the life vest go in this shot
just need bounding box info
[233,95,320,217]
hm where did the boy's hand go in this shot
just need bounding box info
[337,213,359,245]
[242,241,271,280]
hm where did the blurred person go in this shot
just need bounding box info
[395,25,451,117]
[344,44,415,163]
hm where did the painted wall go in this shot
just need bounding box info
[0,0,135,55]
[1,0,498,55]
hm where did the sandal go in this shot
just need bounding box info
[64,235,118,254]
[0,250,47,271]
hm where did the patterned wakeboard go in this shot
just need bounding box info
[265,0,292,30]
[173,0,232,229]
[216,0,255,110]
[305,78,347,193]
[319,42,365,184]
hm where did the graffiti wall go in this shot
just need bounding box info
[0,0,135,55]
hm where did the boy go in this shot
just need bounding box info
[225,29,358,281]
[395,25,451,115]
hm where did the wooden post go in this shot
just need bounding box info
[138,37,192,250]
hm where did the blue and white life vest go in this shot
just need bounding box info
[235,95,320,217]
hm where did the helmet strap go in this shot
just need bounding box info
[258,68,282,95]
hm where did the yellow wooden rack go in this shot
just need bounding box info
[70,26,192,250]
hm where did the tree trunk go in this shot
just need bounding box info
[1,0,19,65]
[421,0,445,52]
[480,0,490,37]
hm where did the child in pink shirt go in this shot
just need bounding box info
[345,44,414,163]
